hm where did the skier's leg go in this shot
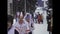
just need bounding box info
[15,29,19,34]
[28,31,32,34]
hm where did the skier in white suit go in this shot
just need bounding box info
[14,12,30,34]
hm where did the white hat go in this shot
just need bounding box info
[20,12,23,17]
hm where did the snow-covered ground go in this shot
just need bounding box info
[32,23,49,34]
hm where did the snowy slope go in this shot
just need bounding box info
[32,23,49,34]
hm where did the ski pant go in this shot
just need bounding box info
[28,31,32,34]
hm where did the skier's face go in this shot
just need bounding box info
[19,19,23,24]
[26,18,30,22]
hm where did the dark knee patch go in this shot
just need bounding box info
[15,29,19,34]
